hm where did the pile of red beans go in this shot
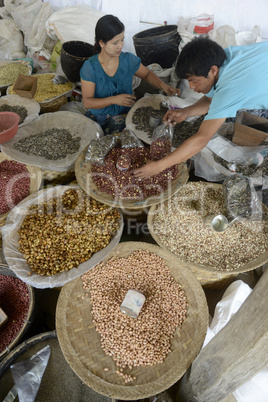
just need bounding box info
[91,140,178,199]
[0,275,30,353]
[0,160,30,215]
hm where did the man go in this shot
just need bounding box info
[133,36,268,178]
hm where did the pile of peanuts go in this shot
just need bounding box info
[91,142,178,199]
[82,249,188,383]
[18,188,121,276]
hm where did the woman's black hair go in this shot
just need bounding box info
[175,36,227,78]
[93,14,125,55]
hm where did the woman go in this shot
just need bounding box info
[80,14,179,135]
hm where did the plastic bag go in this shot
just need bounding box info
[3,346,51,402]
[222,174,263,221]
[150,123,173,160]
[5,0,53,52]
[84,134,120,165]
[1,185,123,289]
[120,129,144,148]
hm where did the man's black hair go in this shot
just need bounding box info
[175,36,227,78]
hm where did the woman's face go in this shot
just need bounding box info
[100,31,125,57]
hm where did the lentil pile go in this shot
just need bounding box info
[0,159,30,215]
[13,128,81,160]
[91,143,178,199]
[151,182,268,271]
[0,275,30,353]
[132,105,205,147]
[18,188,121,276]
[0,63,30,86]
[9,73,73,102]
[0,104,28,124]
[82,249,188,382]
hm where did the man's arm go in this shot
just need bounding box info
[163,96,212,125]
[133,117,226,178]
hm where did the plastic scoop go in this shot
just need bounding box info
[204,214,240,232]
[0,307,8,329]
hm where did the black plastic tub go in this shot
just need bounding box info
[133,25,181,68]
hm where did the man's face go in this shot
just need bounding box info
[186,68,217,94]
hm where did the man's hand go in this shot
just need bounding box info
[133,160,163,179]
[163,108,189,126]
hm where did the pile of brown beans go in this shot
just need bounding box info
[91,143,178,199]
[18,188,121,276]
[82,249,188,383]
[0,275,30,353]
[0,159,30,215]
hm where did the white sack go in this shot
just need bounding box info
[4,0,53,52]
[1,111,103,172]
[202,279,268,402]
[0,17,25,59]
[45,5,105,44]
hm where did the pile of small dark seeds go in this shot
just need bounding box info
[13,128,81,160]
[0,104,28,124]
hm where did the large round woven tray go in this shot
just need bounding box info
[147,181,268,288]
[0,265,35,361]
[0,153,42,227]
[56,241,208,400]
[125,94,196,146]
[1,185,123,289]
[75,147,189,210]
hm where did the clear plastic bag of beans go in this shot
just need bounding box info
[150,123,173,160]
[222,174,263,221]
[84,134,120,165]
[120,129,144,148]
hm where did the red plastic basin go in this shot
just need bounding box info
[0,112,20,144]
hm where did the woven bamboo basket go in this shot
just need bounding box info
[0,265,35,361]
[0,331,112,402]
[0,153,42,228]
[75,147,189,210]
[147,181,268,289]
[56,241,208,400]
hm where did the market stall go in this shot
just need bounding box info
[0,2,267,401]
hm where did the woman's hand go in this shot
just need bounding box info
[114,94,136,107]
[163,85,181,97]
[133,160,164,179]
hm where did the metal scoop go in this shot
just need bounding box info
[51,74,68,85]
[204,214,240,232]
